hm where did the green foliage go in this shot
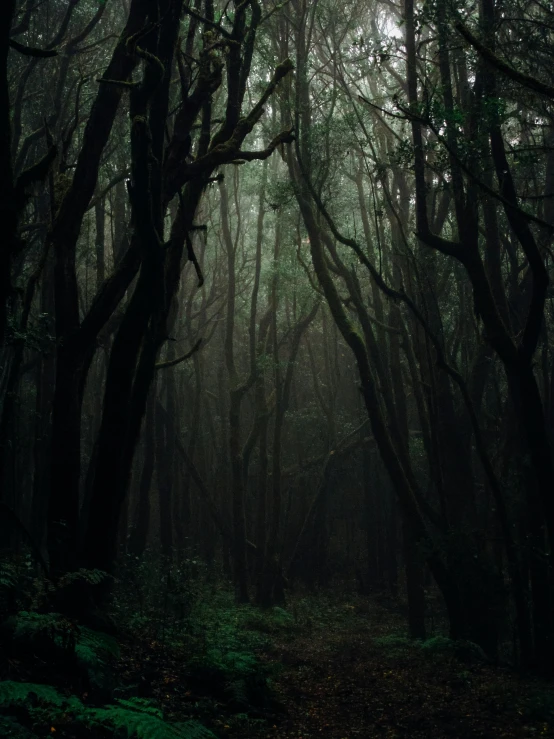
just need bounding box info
[77,625,119,661]
[240,606,295,634]
[421,636,488,663]
[0,715,35,738]
[187,644,274,710]
[115,552,206,636]
[0,680,84,713]
[420,635,455,653]
[0,560,114,618]
[182,592,289,711]
[0,562,17,593]
[0,555,39,616]
[265,170,295,211]
[173,721,218,739]
[288,595,354,629]
[10,611,78,652]
[374,634,414,648]
[6,311,54,353]
[56,568,112,589]
[372,632,488,664]
[190,648,258,683]
[0,681,216,739]
[89,703,217,738]
[373,634,416,658]
[6,611,119,694]
[75,625,120,692]
[0,560,18,613]
[115,697,163,719]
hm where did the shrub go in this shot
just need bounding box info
[373,634,416,657]
[372,633,488,664]
[0,681,217,739]
[421,636,488,663]
[4,611,120,695]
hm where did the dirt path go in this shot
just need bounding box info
[119,594,551,738]
[249,600,550,739]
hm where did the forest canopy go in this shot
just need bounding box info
[1,0,554,702]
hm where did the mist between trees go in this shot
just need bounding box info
[1,0,554,679]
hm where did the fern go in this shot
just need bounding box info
[0,680,83,712]
[0,558,34,615]
[225,678,251,709]
[216,649,259,677]
[9,610,78,654]
[189,647,274,711]
[89,704,216,738]
[116,696,164,718]
[12,610,70,636]
[56,568,113,589]
[0,564,17,615]
[420,635,456,653]
[373,634,415,657]
[0,715,35,738]
[172,721,219,739]
[421,636,488,663]
[0,562,17,593]
[7,612,120,692]
[75,626,119,692]
[0,681,217,739]
[241,606,295,635]
[190,647,259,684]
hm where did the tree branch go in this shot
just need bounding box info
[9,38,58,57]
[456,21,554,101]
[155,338,203,369]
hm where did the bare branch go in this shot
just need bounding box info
[155,338,203,370]
[9,38,57,57]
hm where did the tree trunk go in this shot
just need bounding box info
[128,395,156,558]
[0,0,17,348]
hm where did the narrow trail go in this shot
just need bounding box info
[118,595,551,739]
[247,600,549,739]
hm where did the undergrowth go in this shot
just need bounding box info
[0,550,306,736]
[373,632,489,663]
[1,554,552,737]
[0,552,228,737]
[0,681,216,738]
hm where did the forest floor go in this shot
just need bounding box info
[2,580,553,737]
[117,591,553,739]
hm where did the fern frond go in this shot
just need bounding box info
[0,681,217,738]
[56,568,113,589]
[0,563,17,593]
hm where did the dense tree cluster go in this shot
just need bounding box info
[1,0,554,673]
